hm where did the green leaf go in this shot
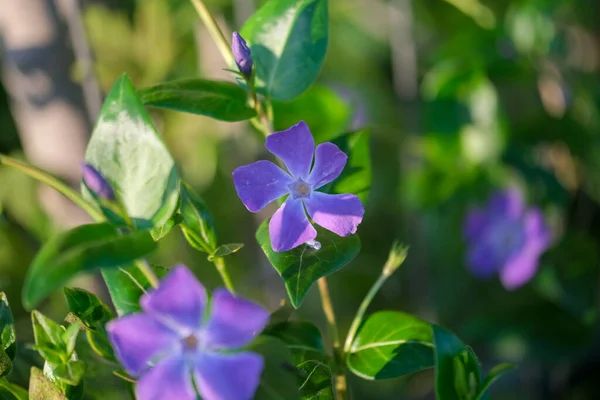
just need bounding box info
[273,85,351,143]
[102,265,168,316]
[84,74,179,231]
[31,311,69,366]
[433,325,483,400]
[297,360,333,400]
[63,288,115,361]
[329,129,371,203]
[150,213,183,241]
[51,361,86,387]
[346,311,435,380]
[180,182,218,254]
[241,0,328,101]
[29,367,67,400]
[23,223,157,309]
[137,79,257,122]
[256,221,360,308]
[0,293,16,377]
[264,321,333,399]
[208,243,245,261]
[249,336,300,400]
[474,364,516,400]
[0,379,28,400]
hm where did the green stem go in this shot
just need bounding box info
[134,259,160,289]
[189,0,235,67]
[343,271,390,354]
[0,154,104,221]
[212,257,236,293]
[317,278,347,400]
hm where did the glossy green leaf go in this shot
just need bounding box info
[84,74,179,231]
[249,336,300,400]
[180,182,218,254]
[31,311,70,366]
[51,361,86,387]
[102,265,168,316]
[434,325,483,400]
[329,129,371,203]
[29,367,67,400]
[346,311,435,380]
[256,221,360,308]
[138,79,257,121]
[474,364,516,400]
[0,379,28,400]
[63,288,115,361]
[273,85,351,143]
[208,243,245,261]
[23,223,157,309]
[0,293,16,377]
[297,360,333,400]
[241,0,328,101]
[150,213,183,241]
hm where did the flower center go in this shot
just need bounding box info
[182,334,199,350]
[288,179,312,200]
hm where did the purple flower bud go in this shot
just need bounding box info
[82,163,115,200]
[232,31,253,77]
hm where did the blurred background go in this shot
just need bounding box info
[1,0,600,398]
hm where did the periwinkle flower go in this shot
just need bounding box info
[232,32,252,77]
[81,163,115,200]
[463,189,551,290]
[233,121,364,252]
[107,266,269,400]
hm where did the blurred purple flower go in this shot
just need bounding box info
[107,266,268,400]
[232,32,252,77]
[81,163,115,200]
[463,189,551,290]
[233,121,364,252]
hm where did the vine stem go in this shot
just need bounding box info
[0,154,104,221]
[212,257,235,293]
[343,272,390,353]
[317,278,347,400]
[0,154,160,289]
[189,0,235,67]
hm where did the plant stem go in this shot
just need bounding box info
[134,259,160,289]
[212,257,236,293]
[189,0,235,67]
[343,271,390,353]
[317,277,347,400]
[0,154,104,222]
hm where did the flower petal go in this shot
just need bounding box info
[489,188,524,219]
[204,289,269,349]
[136,356,196,400]
[265,121,314,180]
[466,242,500,279]
[524,208,551,251]
[232,160,292,212]
[463,208,489,241]
[307,143,348,189]
[269,197,317,252]
[304,192,364,237]
[107,314,178,376]
[194,352,264,400]
[141,265,206,334]
[499,247,541,290]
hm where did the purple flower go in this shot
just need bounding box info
[463,189,551,290]
[232,32,252,77]
[233,121,364,252]
[107,266,269,400]
[81,163,115,200]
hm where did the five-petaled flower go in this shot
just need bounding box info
[233,121,364,252]
[107,265,269,400]
[82,163,115,200]
[463,188,551,290]
[232,32,253,77]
